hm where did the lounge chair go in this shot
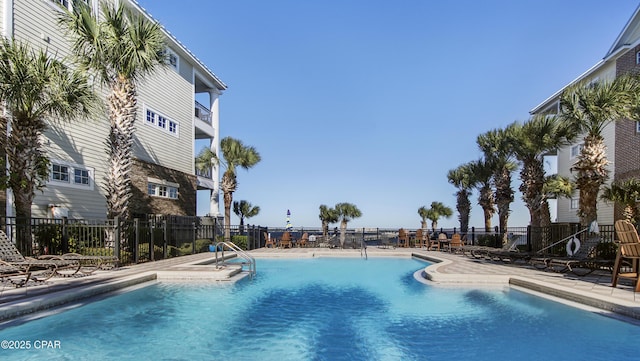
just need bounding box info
[612,220,640,291]
[279,231,292,249]
[39,252,118,275]
[0,230,80,280]
[398,228,409,248]
[0,260,31,287]
[462,236,519,260]
[530,234,609,276]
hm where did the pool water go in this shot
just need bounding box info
[1,257,639,360]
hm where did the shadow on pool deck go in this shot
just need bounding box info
[1,247,640,322]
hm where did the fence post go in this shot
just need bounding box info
[134,218,139,263]
[114,216,121,262]
[163,220,168,259]
[192,221,197,254]
[526,225,532,252]
[149,220,155,262]
[471,226,476,245]
[62,217,69,254]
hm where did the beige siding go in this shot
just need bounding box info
[136,65,194,175]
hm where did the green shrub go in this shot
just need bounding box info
[595,242,617,260]
[231,235,248,250]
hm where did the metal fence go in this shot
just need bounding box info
[0,215,621,265]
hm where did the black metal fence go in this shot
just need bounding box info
[0,215,620,265]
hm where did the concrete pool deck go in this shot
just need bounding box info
[1,247,639,322]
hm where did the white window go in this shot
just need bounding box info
[570,198,579,209]
[570,143,583,158]
[52,164,69,183]
[147,182,178,199]
[51,0,89,10]
[636,121,640,133]
[50,161,94,190]
[637,51,640,64]
[144,105,179,138]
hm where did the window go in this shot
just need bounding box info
[570,143,583,158]
[50,161,94,190]
[147,182,178,199]
[74,169,90,185]
[636,121,640,133]
[52,164,69,183]
[144,105,179,137]
[146,109,156,125]
[51,0,89,10]
[570,198,579,209]
[168,120,178,135]
[637,51,640,64]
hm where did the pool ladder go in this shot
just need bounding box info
[213,241,256,279]
[361,239,368,260]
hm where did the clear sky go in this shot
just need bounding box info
[136,0,639,230]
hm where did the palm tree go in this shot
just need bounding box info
[59,2,166,221]
[0,38,97,254]
[318,205,339,239]
[468,159,495,232]
[424,201,453,232]
[477,126,517,242]
[233,200,260,234]
[509,115,574,228]
[417,206,429,232]
[196,137,260,241]
[447,164,474,234]
[559,75,639,227]
[334,202,362,248]
[601,178,640,224]
[542,174,575,226]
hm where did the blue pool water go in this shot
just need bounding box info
[1,257,639,360]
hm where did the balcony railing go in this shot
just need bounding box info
[195,166,212,179]
[194,101,211,125]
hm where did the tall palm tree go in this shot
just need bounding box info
[477,126,517,242]
[447,164,474,234]
[199,137,261,241]
[233,200,260,235]
[468,159,495,232]
[318,205,339,239]
[334,202,362,248]
[424,201,453,232]
[559,75,639,227]
[509,115,574,228]
[59,2,166,220]
[601,178,640,224]
[0,38,97,254]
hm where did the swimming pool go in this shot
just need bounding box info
[0,257,638,360]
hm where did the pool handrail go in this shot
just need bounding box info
[213,241,256,279]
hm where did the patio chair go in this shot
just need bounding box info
[398,228,409,248]
[298,232,309,248]
[264,232,275,248]
[0,230,80,280]
[39,252,118,275]
[449,233,463,253]
[414,229,427,249]
[612,219,640,291]
[280,231,292,249]
[462,236,519,260]
[0,260,31,287]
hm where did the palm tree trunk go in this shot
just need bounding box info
[105,77,136,221]
[574,134,609,227]
[340,220,347,248]
[224,191,233,242]
[457,190,471,234]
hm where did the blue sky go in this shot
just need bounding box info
[136,0,639,229]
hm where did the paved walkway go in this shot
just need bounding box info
[1,247,639,322]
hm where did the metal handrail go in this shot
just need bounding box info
[214,241,256,279]
[536,227,589,254]
[361,239,367,260]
